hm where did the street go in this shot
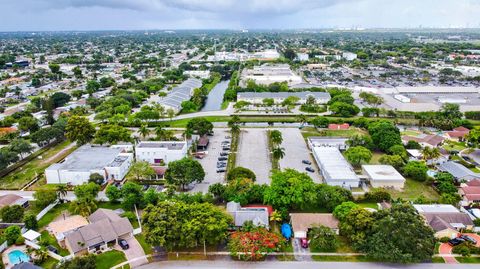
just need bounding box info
[137,261,479,269]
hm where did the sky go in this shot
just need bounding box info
[1,0,480,31]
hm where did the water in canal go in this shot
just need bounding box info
[201,80,229,111]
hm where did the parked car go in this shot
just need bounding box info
[302,160,312,165]
[217,162,227,168]
[225,136,231,139]
[300,238,308,248]
[448,237,465,246]
[223,147,231,151]
[305,167,315,173]
[220,152,229,156]
[218,157,228,161]
[47,245,58,254]
[194,153,205,159]
[119,239,129,250]
[217,168,226,173]
[460,235,477,245]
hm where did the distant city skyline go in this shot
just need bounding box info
[0,0,479,31]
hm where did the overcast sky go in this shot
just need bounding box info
[1,0,479,31]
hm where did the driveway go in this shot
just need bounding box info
[190,128,229,193]
[236,129,271,184]
[276,128,322,183]
[292,238,312,261]
[438,243,458,264]
[117,236,148,268]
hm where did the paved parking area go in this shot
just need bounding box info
[277,128,322,183]
[292,238,312,261]
[190,128,230,193]
[236,128,271,185]
[115,236,148,268]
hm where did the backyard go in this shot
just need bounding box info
[385,178,440,201]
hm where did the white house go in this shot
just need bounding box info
[45,145,133,185]
[135,141,187,165]
[362,165,405,190]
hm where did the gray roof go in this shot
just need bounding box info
[46,145,125,172]
[438,161,480,181]
[158,78,202,110]
[88,208,122,223]
[237,91,331,100]
[423,212,474,232]
[226,202,269,228]
[312,147,359,185]
[137,141,186,150]
[12,263,42,269]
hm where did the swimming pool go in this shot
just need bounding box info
[8,249,30,265]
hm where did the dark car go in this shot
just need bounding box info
[220,152,229,156]
[300,238,308,248]
[217,168,226,173]
[460,235,477,245]
[223,147,231,151]
[218,156,228,161]
[305,167,315,173]
[448,237,465,246]
[217,162,227,168]
[47,245,58,254]
[302,160,312,165]
[119,239,129,250]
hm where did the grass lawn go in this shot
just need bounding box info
[443,141,467,152]
[95,250,129,269]
[276,241,295,261]
[39,257,58,269]
[401,130,422,136]
[369,152,385,164]
[38,202,69,229]
[311,255,370,262]
[385,178,440,201]
[301,127,367,139]
[457,257,480,263]
[0,140,76,190]
[432,257,446,263]
[98,201,123,210]
[40,230,70,256]
[221,101,230,110]
[135,234,153,255]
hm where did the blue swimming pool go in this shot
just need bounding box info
[8,249,30,265]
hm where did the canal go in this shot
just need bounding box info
[201,80,229,112]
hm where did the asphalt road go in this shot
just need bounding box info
[137,261,479,269]
[236,128,271,184]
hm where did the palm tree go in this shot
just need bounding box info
[270,130,283,146]
[167,109,175,121]
[56,185,68,202]
[139,124,151,139]
[230,124,240,135]
[421,147,432,161]
[154,103,165,118]
[272,147,286,160]
[270,211,283,232]
[70,197,97,217]
[296,114,308,127]
[33,247,49,264]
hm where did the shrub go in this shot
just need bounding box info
[439,237,450,243]
[15,237,25,245]
[363,189,392,202]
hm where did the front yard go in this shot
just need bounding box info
[95,250,129,269]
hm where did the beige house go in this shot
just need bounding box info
[290,213,339,238]
[362,165,405,190]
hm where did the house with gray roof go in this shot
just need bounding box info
[65,209,133,256]
[158,78,202,113]
[438,161,480,182]
[226,202,269,229]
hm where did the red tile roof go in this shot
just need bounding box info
[328,123,350,130]
[467,179,480,187]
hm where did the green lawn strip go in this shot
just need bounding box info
[220,101,230,110]
[38,203,69,229]
[301,127,367,140]
[135,234,153,255]
[95,250,129,269]
[384,178,440,201]
[456,257,480,263]
[226,129,239,174]
[432,257,446,263]
[39,257,58,269]
[40,230,70,256]
[0,140,76,189]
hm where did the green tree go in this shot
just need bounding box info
[316,184,354,211]
[310,116,329,128]
[121,182,145,210]
[73,182,100,200]
[329,102,360,117]
[56,255,96,269]
[129,161,155,181]
[308,225,338,252]
[333,201,360,221]
[339,207,374,250]
[33,189,57,209]
[388,144,407,160]
[270,130,283,146]
[368,120,402,152]
[405,140,422,150]
[5,226,21,245]
[365,204,435,263]
[88,173,105,185]
[263,169,317,210]
[165,158,205,191]
[50,92,71,108]
[139,124,151,139]
[227,167,256,182]
[379,154,405,170]
[186,117,213,136]
[69,197,97,217]
[272,147,286,161]
[9,138,33,158]
[65,116,95,145]
[344,146,372,167]
[105,185,122,203]
[56,185,68,202]
[208,183,226,203]
[94,124,132,145]
[0,205,24,223]
[346,134,374,150]
[18,116,39,133]
[24,214,38,230]
[403,161,428,181]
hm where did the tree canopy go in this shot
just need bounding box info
[165,157,205,191]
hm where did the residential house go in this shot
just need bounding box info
[362,165,406,190]
[64,209,133,256]
[414,204,474,238]
[47,215,89,242]
[445,126,470,142]
[402,134,445,148]
[290,213,340,238]
[459,179,480,205]
[226,201,270,229]
[0,194,28,209]
[438,161,480,182]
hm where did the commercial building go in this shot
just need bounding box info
[45,145,133,185]
[237,91,331,105]
[307,137,349,151]
[184,70,210,79]
[158,78,202,113]
[241,64,303,86]
[312,146,360,188]
[135,141,187,165]
[362,165,405,190]
[342,52,357,61]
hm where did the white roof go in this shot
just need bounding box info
[413,204,460,213]
[312,147,359,183]
[22,230,41,241]
[362,165,405,182]
[406,149,422,158]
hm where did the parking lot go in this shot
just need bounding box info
[277,128,322,183]
[236,128,271,185]
[190,128,230,193]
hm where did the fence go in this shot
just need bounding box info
[0,241,7,253]
[36,200,59,221]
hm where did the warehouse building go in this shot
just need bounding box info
[241,64,303,86]
[135,141,188,165]
[158,78,202,113]
[45,145,133,185]
[312,147,360,188]
[237,91,331,105]
[362,165,405,190]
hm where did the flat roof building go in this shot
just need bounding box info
[45,145,133,185]
[135,141,187,165]
[307,137,349,151]
[237,91,330,105]
[241,64,303,86]
[312,147,360,188]
[362,165,405,190]
[158,78,202,113]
